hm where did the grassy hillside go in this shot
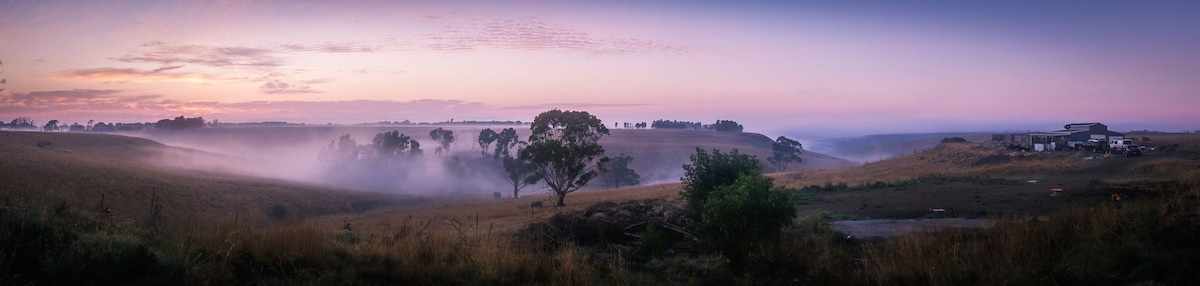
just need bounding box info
[807,132,996,162]
[6,130,1199,285]
[0,131,420,226]
[134,126,856,189]
[783,140,1082,188]
[601,129,856,183]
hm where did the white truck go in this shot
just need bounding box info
[1109,138,1134,149]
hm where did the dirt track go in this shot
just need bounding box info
[831,219,994,238]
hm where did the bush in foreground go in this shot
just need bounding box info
[697,174,795,272]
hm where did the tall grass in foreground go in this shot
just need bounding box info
[171,216,611,285]
[0,204,598,285]
[5,170,1200,285]
[775,170,1200,285]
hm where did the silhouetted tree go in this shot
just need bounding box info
[522,109,610,206]
[372,130,423,165]
[69,123,86,132]
[493,128,519,159]
[501,151,541,198]
[320,131,424,169]
[319,134,362,166]
[711,120,743,132]
[602,154,640,188]
[10,115,32,126]
[477,128,498,157]
[652,119,703,130]
[90,122,115,132]
[155,116,205,130]
[42,120,60,132]
[429,127,455,156]
[767,136,803,172]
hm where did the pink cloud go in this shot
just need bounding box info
[116,41,284,68]
[47,66,249,84]
[279,42,377,53]
[0,90,520,124]
[259,79,320,94]
[413,16,709,56]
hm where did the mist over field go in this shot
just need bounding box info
[803,132,997,162]
[127,124,854,196]
[136,126,517,195]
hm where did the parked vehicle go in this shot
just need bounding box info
[1124,145,1143,157]
[1109,139,1134,149]
[1081,139,1104,153]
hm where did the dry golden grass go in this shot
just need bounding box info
[8,129,1200,285]
[773,141,1085,189]
[327,182,684,236]
[152,214,601,285]
[0,131,419,227]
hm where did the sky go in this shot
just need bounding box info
[1,0,1197,137]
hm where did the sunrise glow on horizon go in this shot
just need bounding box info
[1,0,1197,137]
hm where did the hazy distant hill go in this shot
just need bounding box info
[602,129,857,184]
[132,126,856,189]
[806,132,995,163]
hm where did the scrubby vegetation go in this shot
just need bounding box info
[6,129,1200,284]
[0,204,596,285]
[7,170,1199,285]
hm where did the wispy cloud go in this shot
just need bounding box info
[279,42,377,53]
[502,102,652,110]
[0,90,516,123]
[56,41,377,90]
[0,89,157,111]
[259,79,319,94]
[414,16,708,56]
[116,41,284,68]
[48,66,249,84]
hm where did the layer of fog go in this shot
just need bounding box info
[131,126,720,197]
[801,132,997,163]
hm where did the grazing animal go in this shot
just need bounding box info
[343,220,352,232]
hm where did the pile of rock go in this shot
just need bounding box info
[522,199,691,249]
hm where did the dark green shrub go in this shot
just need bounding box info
[680,148,762,222]
[697,174,795,272]
[637,225,669,257]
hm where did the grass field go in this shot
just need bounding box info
[3,129,1199,284]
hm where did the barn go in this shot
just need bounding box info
[1028,123,1124,151]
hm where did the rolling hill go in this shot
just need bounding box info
[132,126,857,191]
[806,132,996,162]
[0,131,420,226]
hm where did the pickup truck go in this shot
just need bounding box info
[1123,145,1143,157]
[1081,139,1104,152]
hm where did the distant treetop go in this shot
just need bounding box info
[940,137,969,143]
[646,119,744,132]
[156,116,206,130]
